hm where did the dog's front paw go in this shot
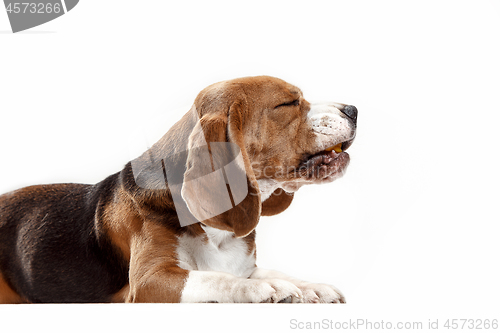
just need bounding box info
[298,283,345,303]
[234,279,303,303]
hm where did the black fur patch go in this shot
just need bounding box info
[0,173,129,303]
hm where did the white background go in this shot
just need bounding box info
[1,0,499,332]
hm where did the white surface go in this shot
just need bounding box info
[1,0,499,331]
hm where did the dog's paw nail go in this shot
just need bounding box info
[278,296,293,303]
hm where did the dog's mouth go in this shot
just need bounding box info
[297,139,354,180]
[303,138,353,162]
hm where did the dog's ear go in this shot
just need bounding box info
[181,95,261,238]
[261,189,294,216]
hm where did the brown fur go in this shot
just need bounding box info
[0,272,26,304]
[261,189,294,216]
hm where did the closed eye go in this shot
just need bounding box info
[275,99,300,109]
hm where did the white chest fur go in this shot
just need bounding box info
[176,226,256,278]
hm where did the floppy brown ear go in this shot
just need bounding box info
[181,100,261,237]
[261,189,294,216]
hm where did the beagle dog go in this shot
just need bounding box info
[0,76,357,303]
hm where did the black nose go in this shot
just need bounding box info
[341,105,358,123]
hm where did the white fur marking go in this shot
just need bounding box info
[257,178,279,201]
[307,103,354,151]
[180,270,303,303]
[176,226,256,278]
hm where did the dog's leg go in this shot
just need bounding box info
[180,270,303,303]
[126,223,302,303]
[128,266,303,303]
[250,268,345,303]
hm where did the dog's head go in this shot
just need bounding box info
[181,76,357,237]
